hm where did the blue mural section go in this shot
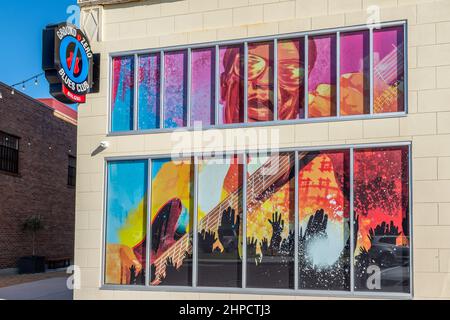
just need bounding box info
[111,56,135,132]
[138,54,161,130]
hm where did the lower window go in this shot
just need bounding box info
[104,144,411,295]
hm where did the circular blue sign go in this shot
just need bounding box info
[59,36,90,83]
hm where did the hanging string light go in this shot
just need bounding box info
[9,72,45,95]
[1,73,44,100]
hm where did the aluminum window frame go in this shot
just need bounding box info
[101,141,413,299]
[108,20,408,135]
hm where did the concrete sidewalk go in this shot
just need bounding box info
[0,277,73,300]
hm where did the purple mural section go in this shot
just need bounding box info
[308,34,337,118]
[139,54,160,130]
[374,26,405,113]
[112,56,135,132]
[164,51,188,128]
[191,48,216,126]
[340,30,370,116]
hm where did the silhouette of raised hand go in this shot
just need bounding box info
[150,264,157,283]
[368,221,399,245]
[218,207,240,252]
[198,229,217,253]
[129,265,137,285]
[158,257,178,283]
[268,212,284,250]
[281,230,295,255]
[304,209,328,240]
[247,237,258,261]
[260,238,270,256]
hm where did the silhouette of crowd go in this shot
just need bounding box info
[134,206,409,293]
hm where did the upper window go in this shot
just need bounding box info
[110,22,406,133]
[0,131,19,174]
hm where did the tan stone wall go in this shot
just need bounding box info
[75,0,450,300]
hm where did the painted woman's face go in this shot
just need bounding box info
[221,40,305,123]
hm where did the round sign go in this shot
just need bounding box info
[54,23,93,103]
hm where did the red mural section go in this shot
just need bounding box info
[298,150,350,290]
[247,42,275,122]
[219,45,245,124]
[353,146,410,293]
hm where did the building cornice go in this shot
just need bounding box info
[77,0,142,8]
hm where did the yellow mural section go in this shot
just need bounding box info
[151,159,194,230]
[117,199,147,248]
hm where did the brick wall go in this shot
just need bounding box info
[75,0,450,299]
[0,82,77,269]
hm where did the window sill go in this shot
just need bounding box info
[107,112,408,137]
[99,284,413,300]
[0,170,21,178]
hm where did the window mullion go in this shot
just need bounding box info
[349,147,355,293]
[215,45,220,126]
[242,153,248,289]
[404,23,408,114]
[160,51,165,129]
[273,39,278,121]
[294,151,299,291]
[145,159,152,287]
[304,35,309,120]
[134,54,139,131]
[408,144,413,294]
[370,27,374,115]
[244,42,249,124]
[336,32,341,118]
[187,48,192,128]
[193,155,199,288]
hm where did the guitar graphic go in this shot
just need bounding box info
[136,152,315,285]
[373,43,404,113]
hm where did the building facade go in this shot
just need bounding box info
[0,82,77,270]
[75,0,450,299]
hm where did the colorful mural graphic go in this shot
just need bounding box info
[149,158,194,286]
[112,56,134,132]
[105,160,148,285]
[298,151,350,290]
[278,38,306,120]
[197,155,243,288]
[191,48,216,126]
[219,45,245,124]
[374,26,405,113]
[112,26,404,132]
[353,147,410,293]
[246,153,295,289]
[340,31,370,116]
[308,34,337,118]
[138,54,160,130]
[104,146,410,292]
[164,51,188,128]
[247,42,274,122]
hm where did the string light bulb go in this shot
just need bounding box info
[35,77,38,86]
[0,92,3,99]
[11,88,15,95]
[22,82,26,91]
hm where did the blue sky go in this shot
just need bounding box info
[0,0,77,106]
